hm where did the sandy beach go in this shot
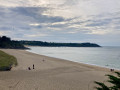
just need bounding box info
[0,49,113,90]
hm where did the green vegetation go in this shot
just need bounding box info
[95,72,120,90]
[0,50,17,71]
[0,36,101,48]
[20,41,101,47]
[0,36,27,49]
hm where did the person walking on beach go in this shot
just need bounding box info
[33,64,34,69]
[28,67,31,70]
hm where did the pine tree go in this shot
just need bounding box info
[95,72,120,90]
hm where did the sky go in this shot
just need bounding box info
[0,0,120,46]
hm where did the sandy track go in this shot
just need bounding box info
[0,49,113,90]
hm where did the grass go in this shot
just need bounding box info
[0,50,17,71]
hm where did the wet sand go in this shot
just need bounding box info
[0,49,113,90]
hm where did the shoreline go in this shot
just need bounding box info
[0,49,116,90]
[26,50,118,72]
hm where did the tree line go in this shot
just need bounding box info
[0,36,101,49]
[20,40,101,47]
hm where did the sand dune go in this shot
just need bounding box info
[0,49,113,90]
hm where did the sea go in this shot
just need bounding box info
[27,46,120,70]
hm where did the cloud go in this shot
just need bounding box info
[29,23,40,26]
[0,0,120,45]
[26,34,47,37]
[87,30,112,35]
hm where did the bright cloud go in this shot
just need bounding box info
[26,34,47,37]
[87,30,113,35]
[29,23,40,26]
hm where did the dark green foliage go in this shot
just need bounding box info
[94,81,110,90]
[0,36,27,49]
[95,72,120,90]
[20,41,101,47]
[106,74,120,89]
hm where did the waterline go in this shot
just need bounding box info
[27,46,120,70]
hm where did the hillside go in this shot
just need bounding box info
[0,50,17,71]
[20,41,101,47]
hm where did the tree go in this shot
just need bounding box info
[0,36,27,49]
[94,72,120,90]
[0,36,11,42]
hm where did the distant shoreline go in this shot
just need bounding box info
[20,41,101,47]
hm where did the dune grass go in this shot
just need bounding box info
[0,50,17,71]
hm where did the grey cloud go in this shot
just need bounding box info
[83,13,119,28]
[18,26,31,30]
[34,25,43,29]
[114,26,120,30]
[86,19,111,27]
[0,26,12,30]
[0,6,66,33]
[10,7,65,23]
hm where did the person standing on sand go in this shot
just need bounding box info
[33,64,34,69]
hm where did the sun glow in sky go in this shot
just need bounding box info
[0,0,120,46]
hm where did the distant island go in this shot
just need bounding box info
[20,41,101,47]
[0,36,101,49]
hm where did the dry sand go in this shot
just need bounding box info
[0,49,114,90]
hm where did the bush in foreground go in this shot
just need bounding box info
[0,50,17,71]
[94,72,120,90]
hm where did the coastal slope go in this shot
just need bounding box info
[0,49,111,90]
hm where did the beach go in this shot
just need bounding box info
[0,49,113,90]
